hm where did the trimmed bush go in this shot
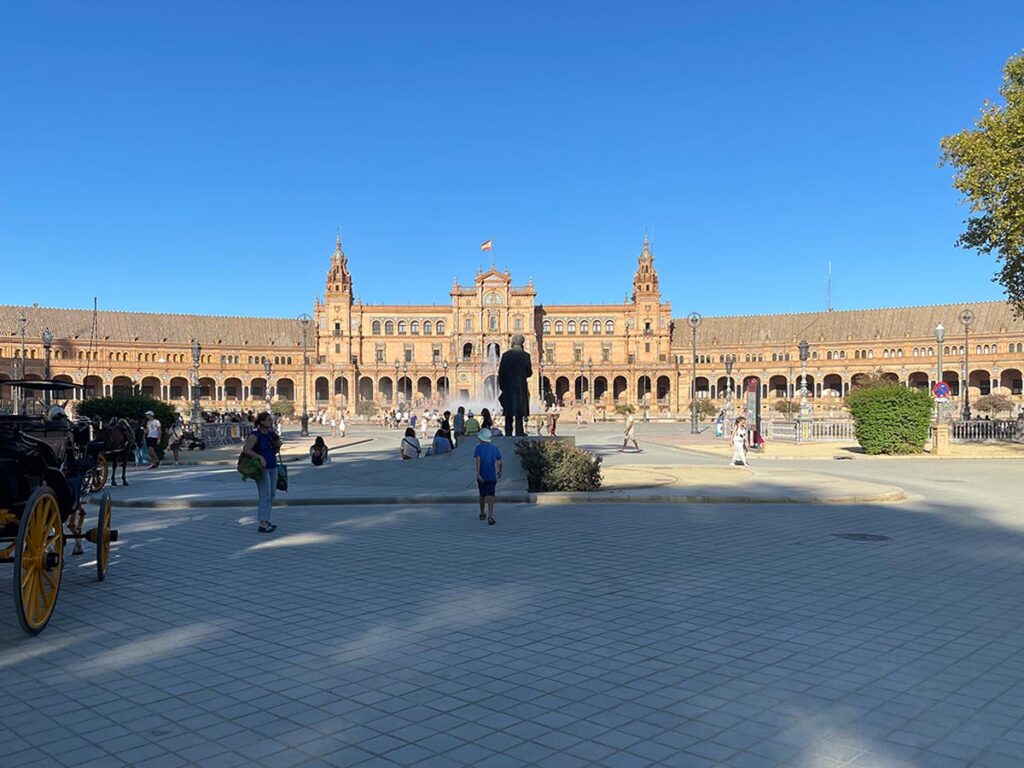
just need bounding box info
[77,395,178,456]
[271,400,295,416]
[515,439,602,492]
[846,384,933,454]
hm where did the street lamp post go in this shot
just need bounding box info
[191,340,202,427]
[263,359,272,416]
[587,357,594,407]
[394,360,400,407]
[724,356,735,422]
[960,308,974,421]
[297,313,311,436]
[41,328,53,405]
[936,323,945,423]
[688,312,701,434]
[442,360,449,405]
[11,359,22,415]
[798,339,811,419]
[403,364,410,403]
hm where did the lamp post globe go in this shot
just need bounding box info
[958,309,974,421]
[263,359,272,416]
[798,340,811,418]
[935,324,945,422]
[442,360,449,404]
[724,356,734,420]
[191,340,202,428]
[687,312,701,434]
[297,314,312,437]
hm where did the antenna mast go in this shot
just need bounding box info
[827,261,832,312]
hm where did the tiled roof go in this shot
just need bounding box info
[671,301,1023,349]
[0,305,303,347]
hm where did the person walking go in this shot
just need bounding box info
[473,428,503,525]
[338,412,347,437]
[730,415,750,466]
[243,412,281,533]
[168,416,184,465]
[144,410,163,468]
[619,409,640,452]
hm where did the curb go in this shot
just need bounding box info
[166,437,376,466]
[93,487,905,509]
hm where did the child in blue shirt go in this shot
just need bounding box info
[472,429,503,525]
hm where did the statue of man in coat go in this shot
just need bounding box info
[498,334,533,437]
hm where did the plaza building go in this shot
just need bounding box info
[3,234,1024,417]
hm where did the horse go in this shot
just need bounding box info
[94,417,136,486]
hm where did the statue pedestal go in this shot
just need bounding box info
[930,424,950,456]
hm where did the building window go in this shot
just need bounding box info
[605,320,614,334]
[555,320,564,334]
[593,320,602,335]
[580,322,589,335]
[602,345,611,362]
[432,347,441,362]
[404,347,413,362]
[574,347,582,362]
[489,315,498,331]
[335,344,340,353]
[436,321,446,335]
[567,321,576,334]
[645,342,651,353]
[398,321,407,335]
[424,321,432,335]
[543,320,551,333]
[333,322,341,337]
[464,318,473,332]
[375,347,385,362]
[544,346,554,363]
[384,321,394,335]
[514,316,523,332]
[411,321,420,335]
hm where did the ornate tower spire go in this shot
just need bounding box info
[326,231,352,301]
[632,233,659,302]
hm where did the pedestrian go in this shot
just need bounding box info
[453,406,466,443]
[339,412,347,437]
[473,428,503,525]
[731,416,750,466]
[715,410,725,438]
[400,426,421,460]
[144,410,162,468]
[619,408,640,451]
[330,417,338,437]
[242,412,281,533]
[168,416,184,465]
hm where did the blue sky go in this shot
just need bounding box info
[2,1,1022,318]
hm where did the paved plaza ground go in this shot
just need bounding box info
[3,423,1024,767]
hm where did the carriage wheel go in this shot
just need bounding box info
[96,492,112,582]
[88,455,108,492]
[14,488,64,636]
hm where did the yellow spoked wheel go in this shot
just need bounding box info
[14,488,64,636]
[88,455,108,493]
[96,492,111,581]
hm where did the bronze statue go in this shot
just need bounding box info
[498,333,533,436]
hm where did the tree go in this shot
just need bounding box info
[974,393,1014,417]
[772,399,800,416]
[77,394,178,455]
[940,52,1024,313]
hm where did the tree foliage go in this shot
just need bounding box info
[847,384,933,455]
[974,393,1014,416]
[77,395,178,454]
[940,52,1024,312]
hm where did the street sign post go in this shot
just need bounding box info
[932,381,951,400]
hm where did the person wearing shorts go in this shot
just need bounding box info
[144,410,162,469]
[473,428,502,526]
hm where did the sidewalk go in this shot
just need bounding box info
[93,436,904,508]
[646,435,1024,460]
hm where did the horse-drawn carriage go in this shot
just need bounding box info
[0,380,117,635]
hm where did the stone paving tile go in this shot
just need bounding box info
[3,494,1024,766]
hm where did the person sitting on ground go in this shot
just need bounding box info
[431,428,452,455]
[465,410,481,436]
[309,436,330,466]
[480,408,493,430]
[400,426,421,460]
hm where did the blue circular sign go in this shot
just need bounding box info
[933,381,951,398]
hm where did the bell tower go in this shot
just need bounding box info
[326,231,353,300]
[316,232,356,370]
[632,233,660,302]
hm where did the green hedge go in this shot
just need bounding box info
[515,439,602,492]
[847,384,933,454]
[77,395,178,455]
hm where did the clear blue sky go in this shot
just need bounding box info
[2,1,1022,319]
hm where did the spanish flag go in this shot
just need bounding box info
[480,239,493,252]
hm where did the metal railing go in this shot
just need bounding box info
[199,422,253,447]
[950,419,1019,442]
[764,419,856,442]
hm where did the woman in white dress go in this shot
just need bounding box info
[731,416,750,466]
